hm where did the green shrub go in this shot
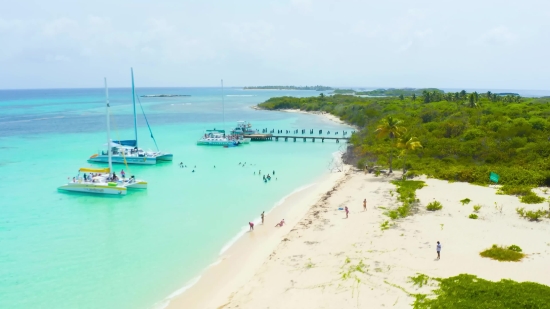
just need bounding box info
[516,208,547,221]
[387,180,426,219]
[386,210,399,220]
[480,244,525,262]
[374,170,381,177]
[412,274,550,308]
[426,201,443,211]
[469,213,478,219]
[507,245,522,253]
[497,185,533,196]
[516,207,525,217]
[525,210,544,221]
[460,198,471,205]
[520,192,546,204]
[473,204,482,212]
[380,220,390,230]
[409,273,430,288]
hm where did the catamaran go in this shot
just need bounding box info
[88,68,173,165]
[197,80,248,146]
[197,129,241,146]
[59,79,128,195]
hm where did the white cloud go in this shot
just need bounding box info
[481,26,518,45]
[42,18,78,37]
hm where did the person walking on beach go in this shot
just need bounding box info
[436,241,441,260]
[345,206,349,218]
[261,211,265,224]
[249,222,254,231]
[363,199,367,211]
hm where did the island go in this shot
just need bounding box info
[140,94,191,98]
[332,88,444,96]
[243,85,333,91]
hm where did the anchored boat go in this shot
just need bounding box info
[59,79,147,196]
[88,68,173,165]
[197,129,240,146]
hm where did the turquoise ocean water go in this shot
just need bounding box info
[0,87,351,308]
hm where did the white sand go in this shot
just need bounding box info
[189,171,550,309]
[166,167,350,309]
[279,109,346,126]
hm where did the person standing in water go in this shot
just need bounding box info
[363,199,367,211]
[261,211,265,224]
[249,222,254,231]
[345,206,349,218]
[436,241,441,260]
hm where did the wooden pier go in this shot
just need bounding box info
[244,134,349,143]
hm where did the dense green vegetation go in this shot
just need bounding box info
[410,273,550,308]
[333,88,355,94]
[356,88,443,97]
[479,244,525,261]
[258,92,550,187]
[243,85,332,91]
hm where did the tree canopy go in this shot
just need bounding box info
[257,92,550,186]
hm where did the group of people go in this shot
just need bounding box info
[249,211,285,231]
[73,169,127,183]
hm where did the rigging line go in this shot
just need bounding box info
[108,106,131,174]
[135,94,159,152]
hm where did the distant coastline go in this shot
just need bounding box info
[140,94,191,97]
[243,85,333,91]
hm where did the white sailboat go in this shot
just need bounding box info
[58,79,128,195]
[88,68,173,165]
[197,79,247,146]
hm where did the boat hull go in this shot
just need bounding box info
[88,155,157,165]
[197,140,240,146]
[156,153,173,161]
[58,182,127,195]
[124,180,148,189]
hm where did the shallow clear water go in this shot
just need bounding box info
[0,87,351,308]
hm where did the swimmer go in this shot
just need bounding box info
[192,170,195,173]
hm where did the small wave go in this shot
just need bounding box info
[153,275,202,309]
[0,115,64,124]
[218,182,315,255]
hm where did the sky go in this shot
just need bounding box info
[0,0,549,89]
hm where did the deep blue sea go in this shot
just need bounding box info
[0,87,351,309]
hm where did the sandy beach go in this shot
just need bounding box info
[165,165,350,309]
[169,168,550,308]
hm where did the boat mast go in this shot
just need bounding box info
[131,68,138,148]
[221,79,225,135]
[105,78,113,174]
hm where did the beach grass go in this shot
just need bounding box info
[479,244,525,262]
[390,180,425,218]
[468,213,478,219]
[426,201,443,211]
[412,274,550,309]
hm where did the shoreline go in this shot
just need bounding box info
[163,164,350,309]
[251,106,358,130]
[218,173,550,308]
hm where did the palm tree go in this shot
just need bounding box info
[468,93,477,108]
[375,116,406,173]
[398,137,423,176]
